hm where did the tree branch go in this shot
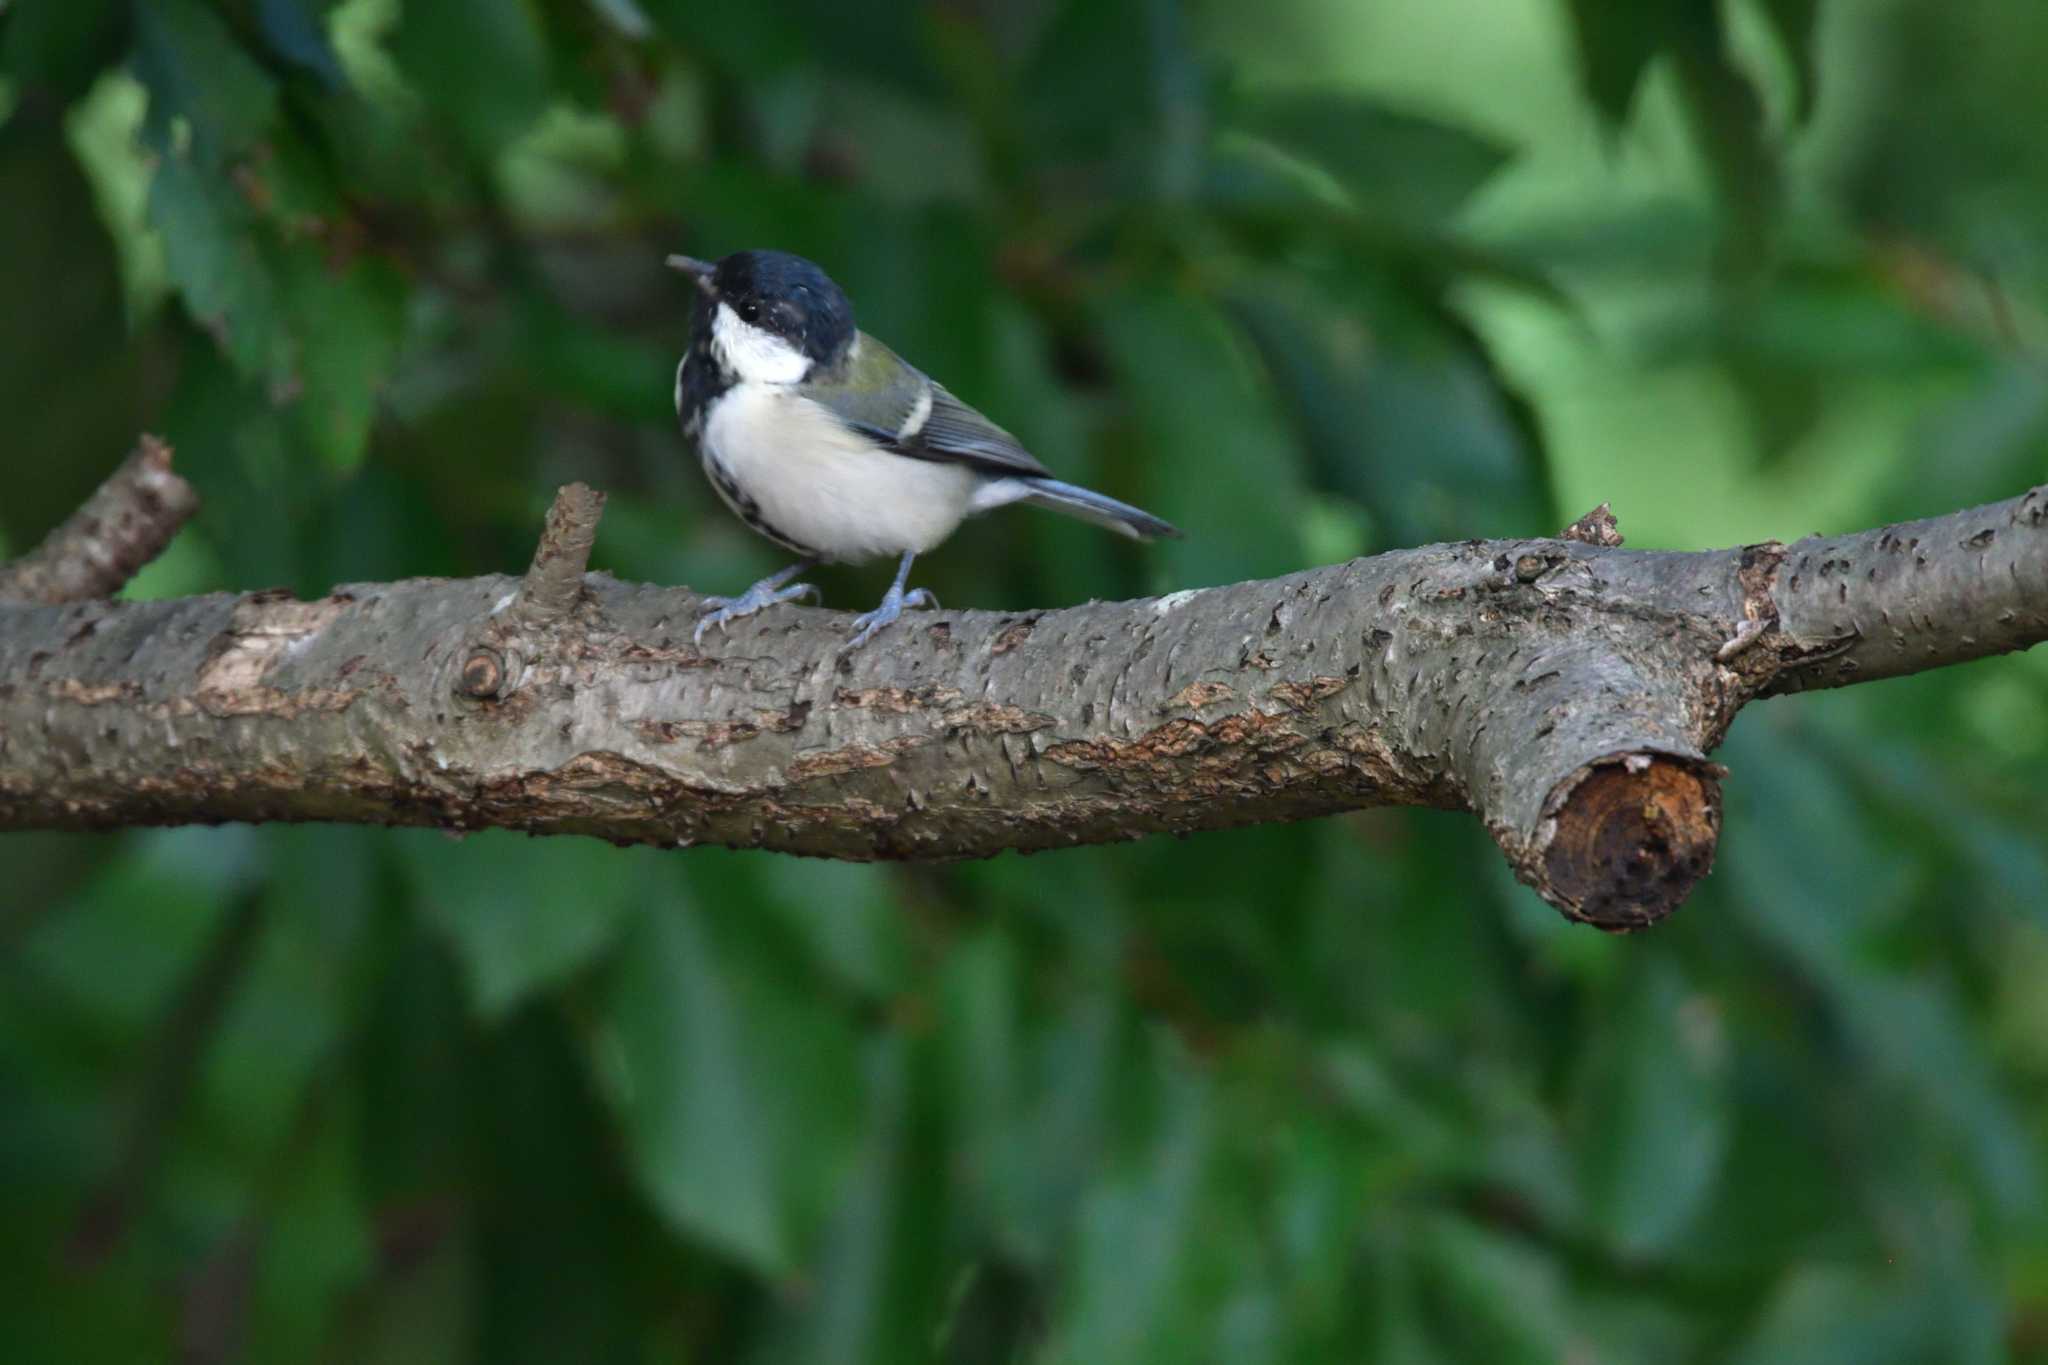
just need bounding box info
[0,435,198,604]
[2,476,2043,928]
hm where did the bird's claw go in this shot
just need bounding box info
[692,580,819,646]
[845,587,937,648]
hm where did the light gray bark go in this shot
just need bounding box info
[3,461,2045,929]
[0,436,196,604]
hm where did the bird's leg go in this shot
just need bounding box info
[693,557,821,644]
[846,551,937,647]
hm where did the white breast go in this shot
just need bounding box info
[702,384,979,563]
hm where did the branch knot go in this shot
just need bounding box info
[452,484,604,703]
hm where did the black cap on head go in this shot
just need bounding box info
[679,249,856,366]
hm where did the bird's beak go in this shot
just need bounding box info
[666,254,717,297]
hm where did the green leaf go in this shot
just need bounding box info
[1831,975,2040,1218]
[935,929,1024,1224]
[1016,0,1201,191]
[391,0,550,163]
[637,0,808,77]
[594,900,861,1274]
[131,0,279,168]
[1561,0,1680,122]
[259,0,349,89]
[763,1035,952,1365]
[18,828,266,1040]
[1095,286,1309,586]
[145,140,294,387]
[1229,91,1511,227]
[0,105,150,545]
[753,859,911,1000]
[1417,1214,1575,1364]
[1043,1058,1219,1364]
[1228,274,1546,545]
[471,1009,648,1364]
[280,246,406,471]
[194,855,370,1162]
[1671,19,1780,272]
[399,831,643,1023]
[1755,0,1820,122]
[246,1096,374,1363]
[1570,957,1729,1258]
[1727,1266,1943,1365]
[0,0,127,104]
[129,0,300,387]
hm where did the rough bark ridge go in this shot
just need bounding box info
[3,447,2045,928]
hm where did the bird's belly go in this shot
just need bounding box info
[702,386,977,562]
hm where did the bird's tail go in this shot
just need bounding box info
[991,476,1183,542]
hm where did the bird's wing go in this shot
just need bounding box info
[803,332,1053,479]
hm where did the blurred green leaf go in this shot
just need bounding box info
[1230,275,1546,544]
[1230,90,1511,228]
[0,0,128,104]
[246,1097,373,1363]
[752,859,912,1000]
[1043,1055,1218,1365]
[0,109,147,545]
[259,0,349,88]
[132,0,279,167]
[145,138,293,386]
[1570,957,1729,1259]
[391,0,551,163]
[1728,1266,1944,1365]
[472,1007,652,1364]
[1096,286,1308,585]
[17,828,265,1041]
[1561,0,1679,122]
[595,899,861,1273]
[1560,0,1781,269]
[1016,0,1202,193]
[1671,12,1780,272]
[1417,1213,1575,1364]
[282,247,406,471]
[767,1034,952,1365]
[401,832,643,1023]
[1755,0,1820,122]
[637,0,808,78]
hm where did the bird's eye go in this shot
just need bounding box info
[739,301,761,323]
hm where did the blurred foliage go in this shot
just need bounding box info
[3,0,2048,1359]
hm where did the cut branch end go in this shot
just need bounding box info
[1539,756,1720,931]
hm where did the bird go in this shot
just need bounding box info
[668,249,1181,647]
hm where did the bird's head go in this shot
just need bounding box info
[668,250,856,384]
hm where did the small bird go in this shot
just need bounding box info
[669,249,1181,646]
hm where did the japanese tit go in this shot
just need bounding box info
[669,249,1180,647]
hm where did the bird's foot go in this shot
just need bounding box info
[693,577,820,645]
[846,586,937,648]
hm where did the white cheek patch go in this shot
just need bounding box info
[712,302,810,385]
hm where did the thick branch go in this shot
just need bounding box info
[0,436,198,604]
[1,482,2042,927]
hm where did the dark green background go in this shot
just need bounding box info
[5,0,2048,1359]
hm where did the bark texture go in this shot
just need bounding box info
[3,475,2045,928]
[0,436,197,605]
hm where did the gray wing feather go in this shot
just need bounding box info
[903,387,1052,478]
[804,333,1052,479]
